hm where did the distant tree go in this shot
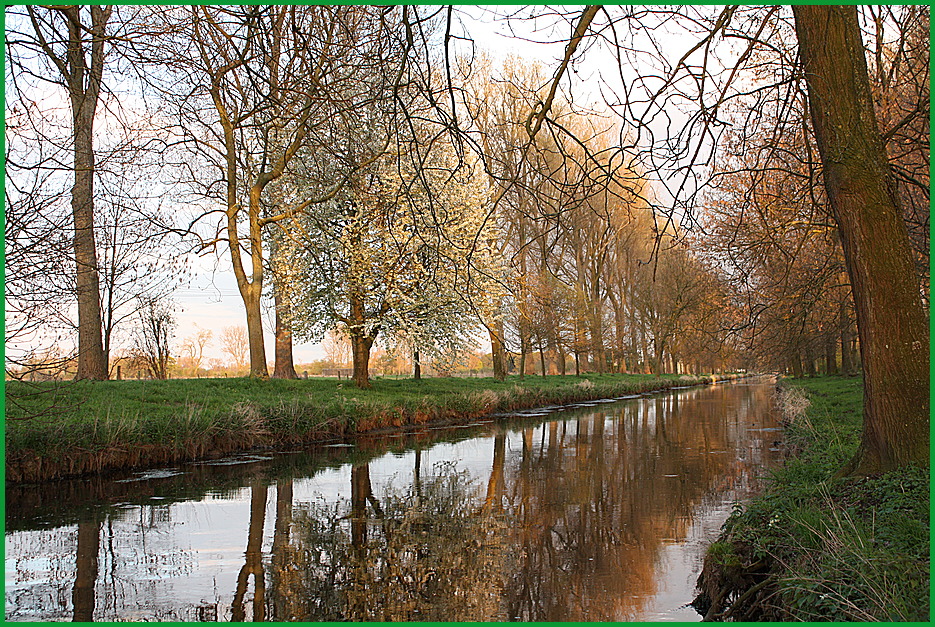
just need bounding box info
[178,326,212,376]
[321,328,352,368]
[219,326,250,372]
[134,297,175,380]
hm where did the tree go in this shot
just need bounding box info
[134,297,175,380]
[7,6,186,381]
[219,326,249,372]
[791,5,928,474]
[11,6,114,379]
[178,325,212,376]
[170,5,422,378]
[293,146,498,389]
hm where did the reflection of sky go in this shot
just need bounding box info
[5,381,781,622]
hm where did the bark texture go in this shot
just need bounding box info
[273,291,298,379]
[793,5,929,474]
[56,6,111,380]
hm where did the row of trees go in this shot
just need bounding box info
[6,6,928,473]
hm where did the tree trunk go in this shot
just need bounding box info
[241,286,269,378]
[794,5,930,474]
[272,291,298,379]
[413,347,421,380]
[791,353,803,379]
[65,6,110,381]
[350,332,375,389]
[538,336,547,377]
[488,322,506,381]
[518,335,527,380]
[825,332,838,375]
[804,344,816,377]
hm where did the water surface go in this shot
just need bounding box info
[6,378,781,621]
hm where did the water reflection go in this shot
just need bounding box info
[5,379,780,621]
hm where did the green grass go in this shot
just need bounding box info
[706,376,929,621]
[6,372,717,481]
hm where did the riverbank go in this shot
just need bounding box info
[6,372,744,483]
[693,376,929,621]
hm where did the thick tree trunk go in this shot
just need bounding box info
[413,347,421,380]
[350,332,375,389]
[488,322,506,381]
[240,285,269,378]
[272,291,298,379]
[794,5,929,474]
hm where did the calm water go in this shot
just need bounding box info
[6,378,782,621]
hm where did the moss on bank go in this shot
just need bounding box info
[694,376,929,621]
[6,373,737,483]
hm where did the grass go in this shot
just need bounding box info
[697,376,930,621]
[6,372,727,482]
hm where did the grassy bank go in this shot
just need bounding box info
[694,376,929,621]
[6,372,735,483]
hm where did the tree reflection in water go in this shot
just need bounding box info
[281,460,508,621]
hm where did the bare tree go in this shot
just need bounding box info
[10,6,114,379]
[178,325,212,376]
[134,297,175,380]
[219,326,250,372]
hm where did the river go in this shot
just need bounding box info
[5,377,782,621]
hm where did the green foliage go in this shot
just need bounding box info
[717,377,929,621]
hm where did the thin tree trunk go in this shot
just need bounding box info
[413,347,421,380]
[489,321,506,381]
[62,6,110,380]
[794,4,930,474]
[538,335,547,377]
